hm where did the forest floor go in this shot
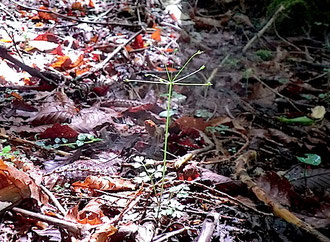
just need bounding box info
[0,0,329,241]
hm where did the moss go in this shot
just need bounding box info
[266,0,330,35]
[255,49,273,61]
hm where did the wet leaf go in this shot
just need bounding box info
[278,116,314,125]
[297,153,321,166]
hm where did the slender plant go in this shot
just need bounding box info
[126,50,210,212]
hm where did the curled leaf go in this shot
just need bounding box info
[311,106,326,120]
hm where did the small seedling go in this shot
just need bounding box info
[0,145,12,158]
[126,50,209,216]
[36,133,102,149]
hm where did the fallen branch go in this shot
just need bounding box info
[0,132,71,157]
[242,5,285,53]
[235,151,330,242]
[12,207,83,235]
[0,46,58,85]
[40,185,67,216]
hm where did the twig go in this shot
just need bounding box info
[152,227,189,242]
[12,207,83,235]
[112,185,144,226]
[75,29,143,81]
[196,212,220,242]
[252,74,302,112]
[243,5,285,53]
[200,129,249,165]
[0,46,58,85]
[188,181,272,216]
[0,133,71,157]
[204,54,230,97]
[40,185,67,216]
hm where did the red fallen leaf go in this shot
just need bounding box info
[155,66,164,72]
[89,0,95,8]
[51,55,72,70]
[131,34,144,49]
[38,6,57,21]
[71,2,84,11]
[23,77,38,86]
[178,137,200,149]
[10,91,23,100]
[70,54,84,68]
[170,13,178,22]
[0,159,48,205]
[89,34,98,44]
[93,85,110,96]
[151,28,161,42]
[175,116,209,132]
[44,210,57,217]
[34,33,58,43]
[39,123,78,139]
[166,67,177,72]
[50,44,64,56]
[66,200,104,225]
[178,164,200,181]
[128,103,154,113]
[75,67,90,76]
[125,45,133,52]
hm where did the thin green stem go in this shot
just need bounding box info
[160,80,173,202]
[125,79,167,85]
[173,82,212,86]
[173,65,205,83]
[172,50,203,81]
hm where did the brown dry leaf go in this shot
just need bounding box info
[70,107,119,133]
[66,199,104,225]
[0,159,47,211]
[175,116,209,132]
[29,92,77,126]
[91,222,117,242]
[256,171,296,207]
[72,176,136,191]
[268,128,298,144]
[249,82,276,107]
[38,6,57,21]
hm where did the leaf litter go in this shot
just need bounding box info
[0,0,329,241]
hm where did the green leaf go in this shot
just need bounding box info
[278,116,314,125]
[195,109,213,119]
[297,153,321,166]
[78,133,88,141]
[171,91,186,103]
[76,140,84,147]
[159,109,177,117]
[2,145,11,153]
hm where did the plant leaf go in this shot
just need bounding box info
[297,153,321,166]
